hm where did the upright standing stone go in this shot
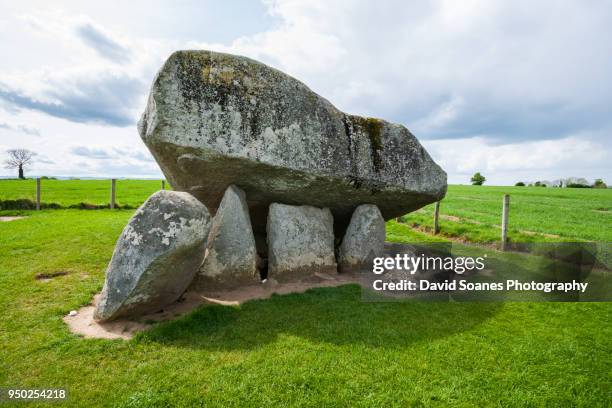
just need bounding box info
[95,191,211,321]
[192,185,258,290]
[339,204,386,273]
[267,203,337,281]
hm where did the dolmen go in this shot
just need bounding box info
[94,50,446,321]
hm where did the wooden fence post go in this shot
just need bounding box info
[161,180,165,190]
[501,194,510,250]
[110,179,116,209]
[36,178,41,211]
[433,201,440,234]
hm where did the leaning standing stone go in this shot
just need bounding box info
[339,204,386,273]
[94,190,211,321]
[267,203,337,281]
[192,185,259,290]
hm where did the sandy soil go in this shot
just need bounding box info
[64,273,361,340]
[0,216,26,222]
[63,301,149,340]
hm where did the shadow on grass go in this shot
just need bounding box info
[138,284,502,350]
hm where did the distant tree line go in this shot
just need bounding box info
[469,172,607,188]
[514,178,607,188]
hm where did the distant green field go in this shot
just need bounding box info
[403,185,611,243]
[1,180,610,242]
[0,179,164,208]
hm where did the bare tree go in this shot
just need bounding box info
[5,149,35,179]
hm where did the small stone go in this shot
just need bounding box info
[261,278,279,288]
[267,203,337,281]
[68,310,78,317]
[339,204,386,273]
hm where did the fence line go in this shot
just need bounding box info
[36,178,41,211]
[433,201,440,234]
[501,194,510,251]
[422,195,510,249]
[29,179,512,248]
[31,178,167,210]
[110,179,116,210]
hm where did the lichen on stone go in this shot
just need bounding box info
[350,116,384,173]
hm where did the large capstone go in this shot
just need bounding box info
[191,185,259,290]
[267,203,337,281]
[338,204,386,273]
[138,50,447,238]
[94,191,211,321]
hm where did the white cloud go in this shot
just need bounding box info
[74,19,131,63]
[424,134,610,185]
[191,0,612,141]
[0,108,159,178]
[0,0,610,183]
[0,13,167,126]
[413,95,465,134]
[0,121,40,136]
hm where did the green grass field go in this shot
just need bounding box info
[1,182,610,406]
[0,179,164,208]
[0,210,610,407]
[403,185,611,243]
[1,179,609,242]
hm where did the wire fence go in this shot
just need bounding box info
[4,178,516,249]
[0,178,167,210]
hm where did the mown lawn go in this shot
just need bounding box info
[1,210,610,407]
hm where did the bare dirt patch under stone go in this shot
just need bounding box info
[65,273,362,340]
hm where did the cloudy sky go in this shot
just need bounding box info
[0,0,610,185]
